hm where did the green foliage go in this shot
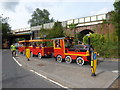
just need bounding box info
[83,33,118,58]
[46,22,65,39]
[36,41,53,47]
[113,1,120,37]
[46,41,53,47]
[0,15,11,39]
[114,1,120,13]
[28,8,54,27]
[101,40,118,58]
[108,1,120,38]
[113,1,120,57]
[83,33,105,51]
[15,38,25,42]
[92,1,120,58]
[68,23,78,30]
[39,28,50,38]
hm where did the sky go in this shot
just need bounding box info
[0,0,115,30]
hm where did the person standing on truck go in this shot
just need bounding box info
[10,44,17,56]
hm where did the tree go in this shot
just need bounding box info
[28,8,54,27]
[112,1,120,38]
[0,15,11,40]
[110,1,120,57]
[114,1,120,57]
[46,22,65,39]
[106,1,120,40]
[68,23,78,43]
[0,15,11,48]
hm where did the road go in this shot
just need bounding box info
[2,49,61,88]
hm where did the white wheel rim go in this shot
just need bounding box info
[31,52,33,57]
[65,56,72,64]
[38,53,41,59]
[57,55,62,62]
[76,57,84,65]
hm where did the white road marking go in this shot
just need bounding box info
[30,70,47,79]
[112,70,119,73]
[47,78,68,88]
[30,69,68,88]
[12,57,22,67]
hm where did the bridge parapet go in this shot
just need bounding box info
[13,13,109,34]
[11,27,31,35]
[12,27,30,33]
[31,25,42,31]
[67,13,107,28]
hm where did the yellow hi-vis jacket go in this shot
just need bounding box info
[10,45,16,51]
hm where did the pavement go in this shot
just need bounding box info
[15,51,119,88]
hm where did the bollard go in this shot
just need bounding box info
[91,52,97,76]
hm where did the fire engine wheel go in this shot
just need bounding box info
[38,53,42,59]
[23,51,25,56]
[65,56,72,64]
[76,57,84,65]
[30,52,34,57]
[56,55,63,63]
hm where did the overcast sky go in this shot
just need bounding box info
[0,0,115,30]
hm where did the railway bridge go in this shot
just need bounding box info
[11,12,114,41]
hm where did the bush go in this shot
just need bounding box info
[83,33,118,58]
[83,33,105,51]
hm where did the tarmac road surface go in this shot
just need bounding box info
[2,49,119,88]
[2,49,61,88]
